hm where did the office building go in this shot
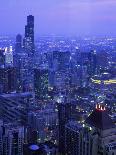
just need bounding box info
[15,34,22,53]
[64,104,116,155]
[28,108,58,143]
[85,104,116,155]
[23,15,35,91]
[0,49,5,68]
[88,50,97,77]
[5,46,13,67]
[57,101,76,154]
[0,121,24,155]
[0,67,17,93]
[24,15,34,55]
[34,68,49,100]
[65,121,83,155]
[14,34,23,67]
[48,51,70,88]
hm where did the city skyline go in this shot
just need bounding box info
[0,6,115,154]
[0,0,116,36]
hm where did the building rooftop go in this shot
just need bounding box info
[86,104,115,130]
[0,92,33,98]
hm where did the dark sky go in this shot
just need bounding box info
[0,0,116,36]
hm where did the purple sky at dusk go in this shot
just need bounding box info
[0,0,116,36]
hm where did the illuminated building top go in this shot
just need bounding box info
[95,104,106,111]
[86,104,115,130]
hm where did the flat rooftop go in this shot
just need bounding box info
[0,92,33,98]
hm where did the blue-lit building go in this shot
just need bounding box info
[0,49,5,68]
[34,68,49,100]
[0,121,24,155]
[23,15,35,91]
[65,121,83,155]
[0,67,17,93]
[24,15,35,55]
[88,50,97,77]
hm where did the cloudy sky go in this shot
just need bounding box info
[0,0,116,36]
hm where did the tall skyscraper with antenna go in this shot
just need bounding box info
[22,15,35,91]
[24,15,35,55]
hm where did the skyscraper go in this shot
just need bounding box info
[0,67,17,93]
[88,50,97,77]
[5,46,13,67]
[15,34,22,53]
[34,68,49,100]
[23,15,35,91]
[24,15,34,55]
[0,49,5,68]
[57,101,76,154]
[0,121,24,155]
[65,120,83,155]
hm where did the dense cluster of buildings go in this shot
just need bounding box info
[0,15,115,155]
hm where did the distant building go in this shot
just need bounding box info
[48,51,70,88]
[88,50,97,77]
[5,46,13,67]
[15,34,22,53]
[14,34,23,67]
[0,49,5,68]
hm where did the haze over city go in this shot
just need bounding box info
[0,1,115,155]
[1,0,116,36]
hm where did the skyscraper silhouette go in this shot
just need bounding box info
[23,15,35,91]
[15,34,22,53]
[24,15,35,55]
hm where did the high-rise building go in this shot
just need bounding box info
[48,51,70,88]
[88,50,97,77]
[15,34,22,53]
[85,104,116,155]
[23,15,35,91]
[24,15,34,55]
[65,121,83,155]
[57,101,76,154]
[0,49,5,68]
[0,67,17,93]
[5,46,13,67]
[34,68,49,100]
[14,34,22,67]
[14,33,31,92]
[0,121,24,155]
[28,108,58,143]
[64,104,116,155]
